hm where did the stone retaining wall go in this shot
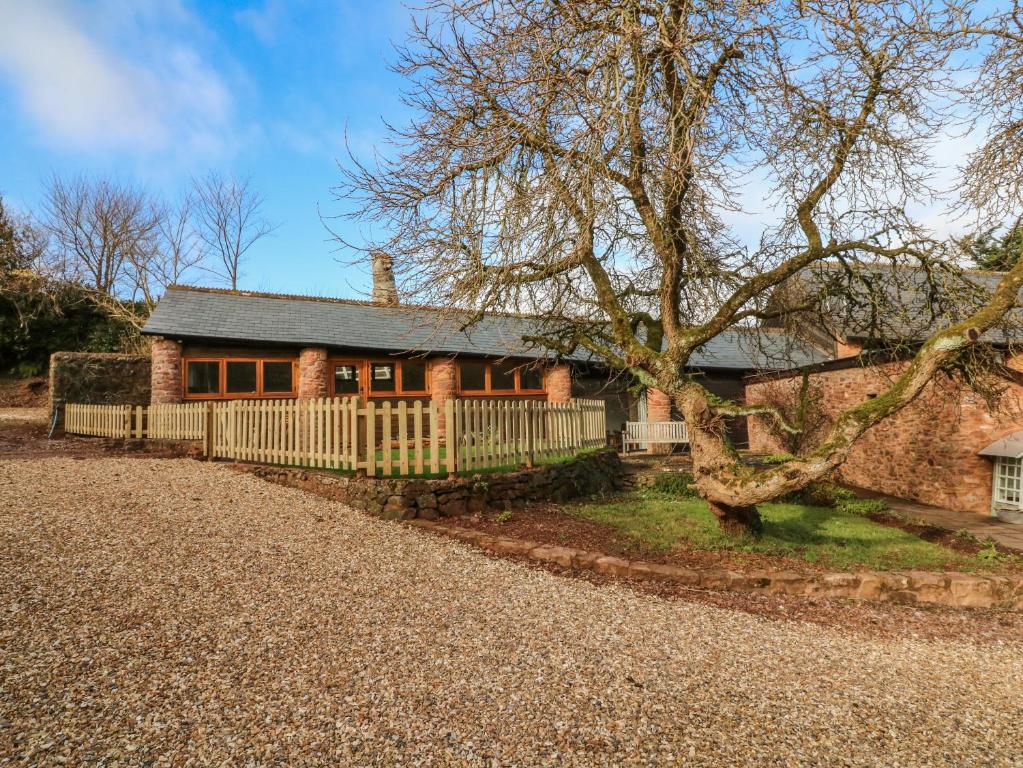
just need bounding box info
[234,448,623,520]
[413,521,1023,611]
[49,352,151,425]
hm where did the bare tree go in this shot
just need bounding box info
[335,0,1023,533]
[42,174,160,296]
[124,192,206,314]
[192,172,277,290]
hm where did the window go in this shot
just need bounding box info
[334,364,360,394]
[370,363,396,393]
[186,361,220,395]
[226,361,258,394]
[262,361,294,393]
[401,361,428,392]
[491,362,516,391]
[994,457,1023,509]
[183,357,297,399]
[520,366,544,391]
[459,361,487,392]
[456,360,548,394]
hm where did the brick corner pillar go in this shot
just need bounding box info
[298,347,329,399]
[151,337,183,404]
[547,364,572,403]
[646,387,672,455]
[430,357,457,441]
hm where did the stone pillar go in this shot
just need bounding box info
[546,364,572,403]
[647,387,672,455]
[431,357,457,441]
[298,347,329,399]
[151,338,183,404]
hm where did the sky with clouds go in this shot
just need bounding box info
[0,0,411,298]
[0,1,987,301]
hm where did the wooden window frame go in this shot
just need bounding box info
[327,358,433,398]
[182,357,298,400]
[456,360,547,396]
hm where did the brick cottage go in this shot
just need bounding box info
[747,263,1023,517]
[141,254,824,446]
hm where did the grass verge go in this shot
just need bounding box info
[564,488,1017,572]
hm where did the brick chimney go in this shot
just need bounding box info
[371,251,398,305]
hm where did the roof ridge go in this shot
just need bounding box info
[164,284,547,320]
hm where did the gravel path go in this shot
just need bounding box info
[1,457,1021,766]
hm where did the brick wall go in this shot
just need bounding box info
[647,388,672,455]
[547,364,572,403]
[747,363,1023,514]
[298,347,329,398]
[151,338,182,404]
[430,357,457,438]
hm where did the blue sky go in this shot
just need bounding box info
[0,0,412,298]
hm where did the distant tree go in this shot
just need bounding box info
[963,219,1023,272]
[0,195,45,273]
[42,174,161,296]
[192,172,277,290]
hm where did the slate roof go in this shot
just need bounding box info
[142,286,828,371]
[783,263,1023,345]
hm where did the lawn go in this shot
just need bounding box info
[564,488,1015,572]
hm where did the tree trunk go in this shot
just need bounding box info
[708,501,764,536]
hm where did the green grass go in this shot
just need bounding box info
[565,489,1013,572]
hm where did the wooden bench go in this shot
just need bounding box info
[622,421,689,453]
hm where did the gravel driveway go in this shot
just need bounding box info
[1,457,1021,766]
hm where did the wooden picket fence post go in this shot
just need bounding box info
[62,396,608,476]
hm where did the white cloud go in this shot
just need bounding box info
[235,0,289,46]
[0,0,233,155]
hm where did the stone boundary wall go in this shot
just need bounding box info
[49,352,151,425]
[411,520,1023,611]
[234,448,623,520]
[746,362,1023,515]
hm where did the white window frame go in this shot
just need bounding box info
[992,456,1023,513]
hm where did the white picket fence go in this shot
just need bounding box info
[65,397,607,477]
[622,420,689,452]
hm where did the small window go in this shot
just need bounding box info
[186,361,220,395]
[334,364,360,395]
[263,361,294,393]
[520,366,544,391]
[226,361,258,393]
[401,361,427,392]
[459,361,487,391]
[995,457,1023,509]
[491,361,516,391]
[370,363,396,393]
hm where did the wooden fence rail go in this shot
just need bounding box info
[65,397,607,477]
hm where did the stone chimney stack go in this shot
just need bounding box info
[371,251,398,305]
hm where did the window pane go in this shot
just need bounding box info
[226,361,258,393]
[263,361,293,393]
[370,363,396,393]
[492,362,516,391]
[459,361,486,391]
[520,366,544,390]
[186,361,220,395]
[401,361,427,392]
[334,364,360,394]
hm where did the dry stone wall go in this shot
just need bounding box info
[236,448,623,520]
[49,352,151,424]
